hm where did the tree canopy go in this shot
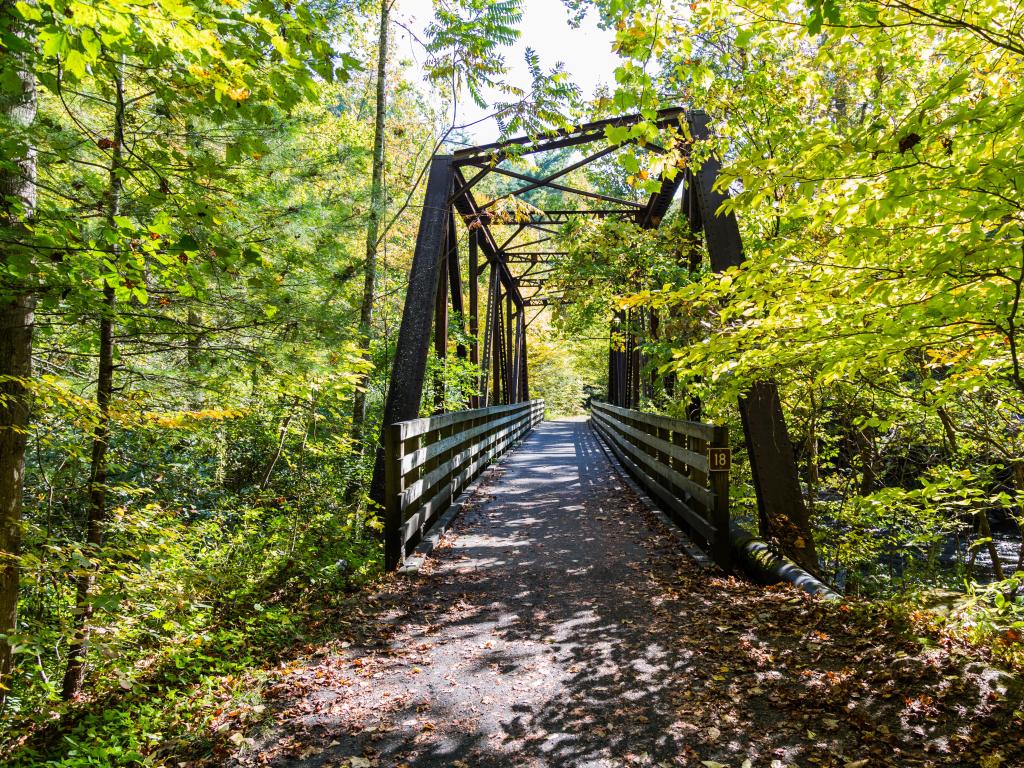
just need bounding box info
[2,0,1024,763]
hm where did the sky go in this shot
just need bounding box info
[392,0,621,144]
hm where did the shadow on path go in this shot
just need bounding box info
[244,419,1023,768]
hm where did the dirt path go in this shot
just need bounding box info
[241,419,1023,768]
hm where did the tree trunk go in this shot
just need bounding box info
[259,409,295,491]
[350,0,390,441]
[975,507,1006,583]
[62,61,125,699]
[0,0,37,712]
[61,287,115,699]
[805,388,820,517]
[855,426,878,495]
[937,405,959,456]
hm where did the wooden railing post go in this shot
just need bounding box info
[384,422,404,571]
[709,424,731,570]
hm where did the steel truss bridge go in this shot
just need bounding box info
[370,108,812,576]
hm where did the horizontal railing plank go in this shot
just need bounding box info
[398,408,525,477]
[591,417,716,541]
[597,412,709,473]
[593,409,715,509]
[385,399,544,569]
[590,400,730,571]
[399,414,527,510]
[396,401,533,441]
[592,400,714,442]
[399,411,537,547]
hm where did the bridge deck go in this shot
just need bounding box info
[256,420,1019,768]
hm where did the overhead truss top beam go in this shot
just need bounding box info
[448,106,696,303]
[451,106,687,165]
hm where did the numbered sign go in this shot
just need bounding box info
[708,447,731,472]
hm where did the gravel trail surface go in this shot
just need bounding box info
[243,419,1023,768]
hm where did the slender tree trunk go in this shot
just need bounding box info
[260,409,295,491]
[975,507,1006,583]
[0,0,37,712]
[937,405,959,456]
[805,388,820,517]
[351,0,390,442]
[62,61,125,699]
[856,426,878,495]
[60,287,114,698]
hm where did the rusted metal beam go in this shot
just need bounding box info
[484,209,637,225]
[451,106,687,165]
[371,156,455,507]
[433,218,449,413]
[687,109,818,573]
[480,260,498,406]
[522,298,570,307]
[505,237,553,251]
[447,213,467,360]
[504,253,568,262]
[477,143,621,208]
[450,169,523,307]
[468,230,479,407]
[497,224,527,252]
[473,163,645,210]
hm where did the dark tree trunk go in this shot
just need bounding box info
[351,0,390,441]
[0,0,36,712]
[62,61,125,699]
[61,287,115,699]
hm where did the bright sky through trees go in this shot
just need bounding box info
[395,0,619,142]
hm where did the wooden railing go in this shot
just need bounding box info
[590,401,731,569]
[383,400,545,569]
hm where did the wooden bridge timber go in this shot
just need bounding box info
[370,108,817,578]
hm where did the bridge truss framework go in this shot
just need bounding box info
[370,108,812,554]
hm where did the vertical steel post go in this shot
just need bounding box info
[370,156,454,508]
[688,111,817,572]
[518,308,529,401]
[481,260,498,406]
[433,222,449,414]
[493,288,504,405]
[504,291,514,402]
[468,230,479,407]
[509,302,521,404]
[447,213,467,359]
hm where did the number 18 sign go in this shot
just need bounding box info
[708,447,731,472]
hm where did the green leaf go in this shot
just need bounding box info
[14,1,42,21]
